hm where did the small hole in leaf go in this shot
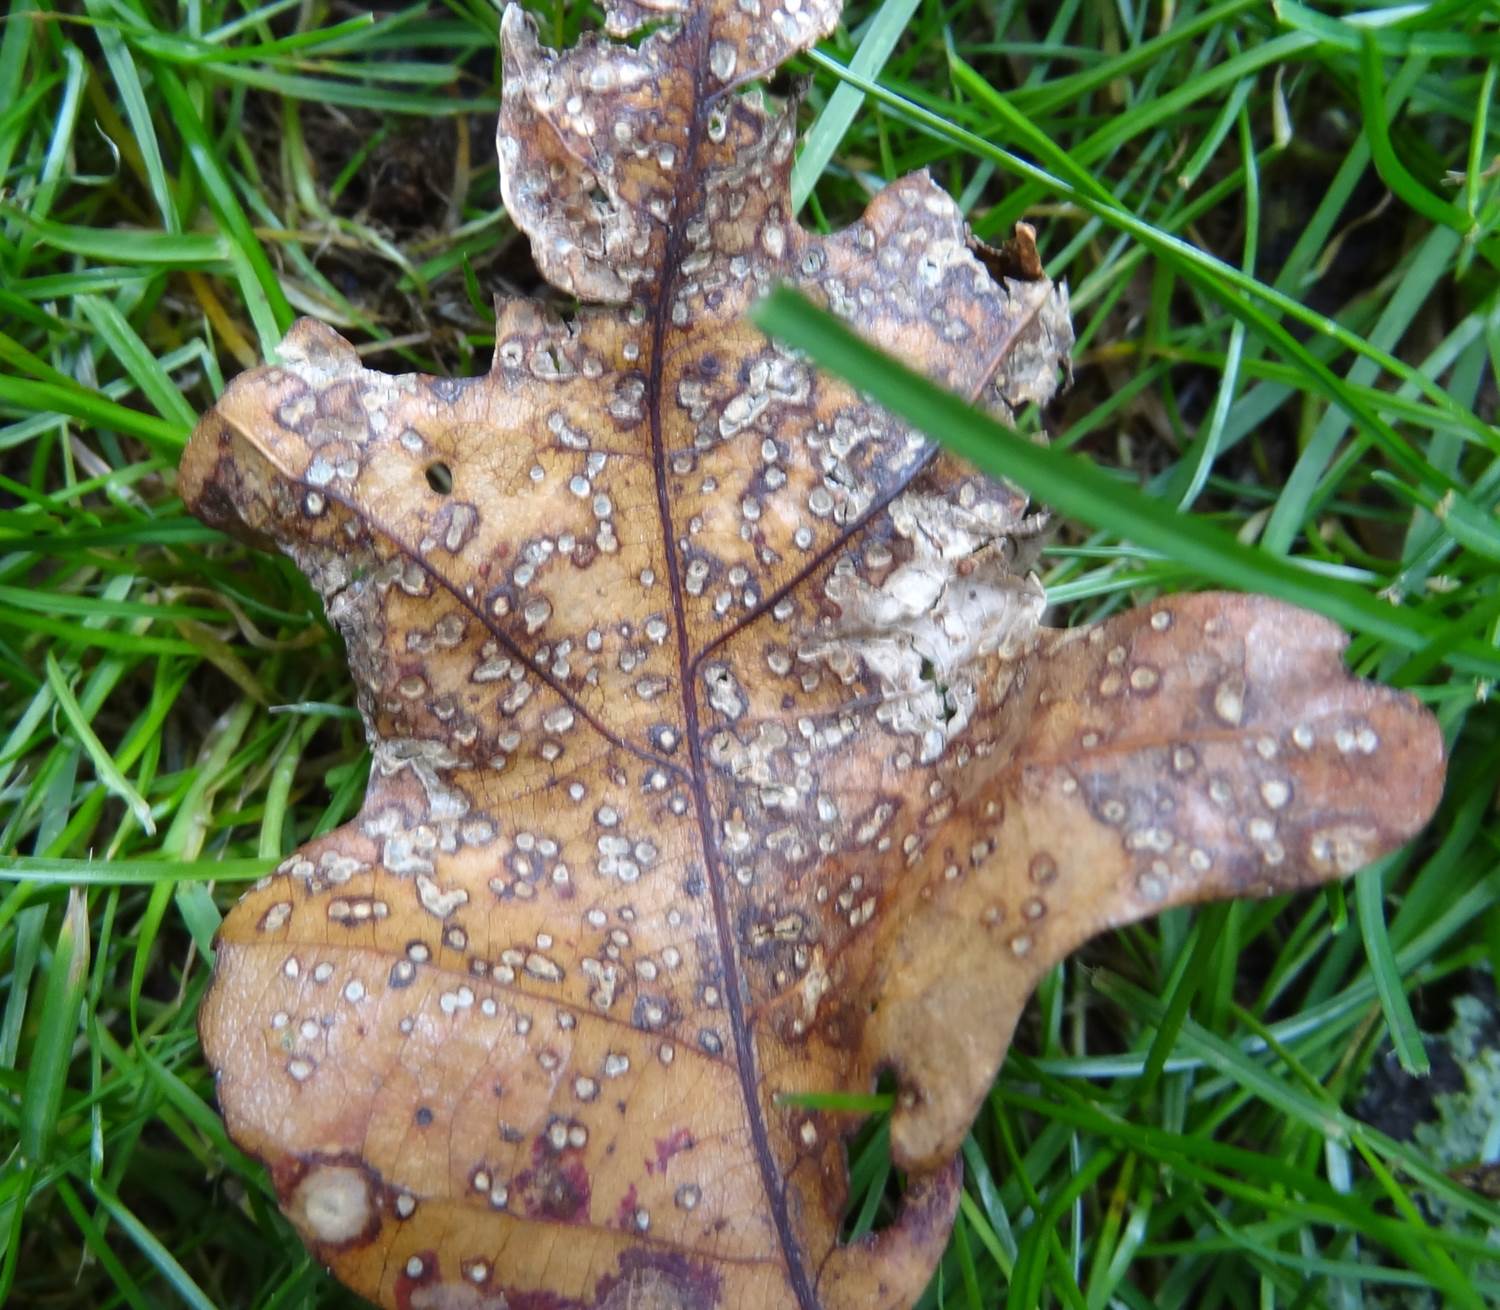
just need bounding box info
[425,462,453,495]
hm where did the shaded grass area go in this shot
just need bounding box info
[2,0,1498,1307]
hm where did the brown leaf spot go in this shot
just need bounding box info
[281,1155,383,1251]
[514,1133,591,1225]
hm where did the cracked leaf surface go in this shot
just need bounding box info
[183,2,1447,1307]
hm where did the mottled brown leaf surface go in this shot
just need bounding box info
[182,2,1446,1307]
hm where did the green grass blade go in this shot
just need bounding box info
[44,653,156,837]
[74,295,199,434]
[1354,858,1430,1076]
[1358,33,1475,241]
[148,63,293,333]
[791,0,923,211]
[753,287,1456,659]
[81,0,180,233]
[18,889,89,1164]
[89,1182,220,1310]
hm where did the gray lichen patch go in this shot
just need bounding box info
[801,491,1044,763]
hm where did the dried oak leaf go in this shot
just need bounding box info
[182,2,1446,1307]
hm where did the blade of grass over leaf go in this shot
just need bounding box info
[754,287,1463,662]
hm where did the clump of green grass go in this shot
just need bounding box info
[2,1,1498,1307]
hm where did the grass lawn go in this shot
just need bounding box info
[3,0,1499,1307]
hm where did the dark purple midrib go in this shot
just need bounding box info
[644,14,819,1310]
[641,54,1058,1304]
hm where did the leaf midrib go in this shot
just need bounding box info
[637,11,822,1308]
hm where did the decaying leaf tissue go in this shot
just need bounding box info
[181,0,1446,1306]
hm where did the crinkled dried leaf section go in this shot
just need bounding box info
[184,2,1446,1309]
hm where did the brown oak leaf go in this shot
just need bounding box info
[182,1,1447,1307]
